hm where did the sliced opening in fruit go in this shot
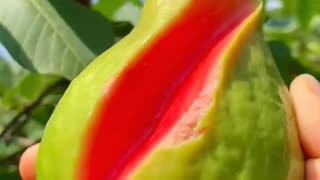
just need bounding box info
[80,1,257,180]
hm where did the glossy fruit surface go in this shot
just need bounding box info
[37,0,304,180]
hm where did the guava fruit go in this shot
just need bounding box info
[36,0,305,180]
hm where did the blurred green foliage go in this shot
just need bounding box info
[264,0,320,83]
[0,0,319,178]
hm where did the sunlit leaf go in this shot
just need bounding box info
[0,0,114,80]
[94,0,142,25]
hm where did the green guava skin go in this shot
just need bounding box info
[36,0,304,180]
[130,33,304,180]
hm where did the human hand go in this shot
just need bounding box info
[19,74,320,180]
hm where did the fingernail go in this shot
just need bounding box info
[305,74,320,96]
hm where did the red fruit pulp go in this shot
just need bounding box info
[80,1,256,180]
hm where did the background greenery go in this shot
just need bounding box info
[0,0,319,179]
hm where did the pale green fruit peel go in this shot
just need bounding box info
[36,0,304,180]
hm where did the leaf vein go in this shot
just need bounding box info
[33,22,49,66]
[28,0,86,67]
[21,14,41,47]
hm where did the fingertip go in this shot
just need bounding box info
[19,144,39,180]
[307,159,320,180]
[290,74,320,158]
[290,74,317,94]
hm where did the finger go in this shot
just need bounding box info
[307,159,320,180]
[290,74,320,158]
[19,143,39,180]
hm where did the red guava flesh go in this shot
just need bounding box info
[80,1,256,180]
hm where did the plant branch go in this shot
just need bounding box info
[0,79,70,144]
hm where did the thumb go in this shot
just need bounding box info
[19,143,39,180]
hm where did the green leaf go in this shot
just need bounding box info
[16,74,60,101]
[48,0,115,55]
[94,0,142,25]
[0,59,14,95]
[282,0,298,17]
[0,57,28,97]
[0,0,115,80]
[278,0,320,28]
[2,73,61,109]
[296,0,318,28]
